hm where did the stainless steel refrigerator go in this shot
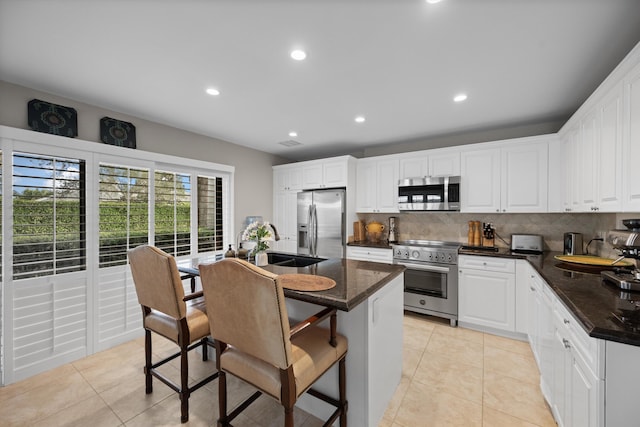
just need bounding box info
[297,189,346,258]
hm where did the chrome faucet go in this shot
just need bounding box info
[269,223,281,241]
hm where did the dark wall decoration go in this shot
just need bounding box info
[27,99,78,137]
[100,117,136,149]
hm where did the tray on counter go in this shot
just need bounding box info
[553,254,634,267]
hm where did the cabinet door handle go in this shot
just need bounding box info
[530,286,535,291]
[562,338,571,349]
[563,318,570,325]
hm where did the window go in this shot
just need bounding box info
[154,171,191,256]
[99,164,149,267]
[197,175,224,253]
[12,153,86,279]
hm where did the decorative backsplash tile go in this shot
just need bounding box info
[357,212,619,256]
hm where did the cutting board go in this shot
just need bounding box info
[553,254,634,267]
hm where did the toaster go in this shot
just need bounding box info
[511,234,544,253]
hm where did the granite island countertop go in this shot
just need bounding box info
[177,256,405,312]
[459,248,640,346]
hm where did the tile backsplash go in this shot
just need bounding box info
[356,212,622,257]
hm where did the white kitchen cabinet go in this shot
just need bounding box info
[399,155,428,179]
[301,157,350,189]
[356,156,399,213]
[458,255,516,333]
[272,190,297,253]
[501,139,549,213]
[274,165,302,191]
[346,246,393,263]
[398,149,460,180]
[623,60,640,211]
[576,85,624,212]
[551,299,604,427]
[460,147,501,213]
[547,136,566,213]
[429,150,461,177]
[460,137,550,213]
[560,126,579,212]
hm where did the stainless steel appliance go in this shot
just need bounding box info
[392,240,461,326]
[511,234,544,253]
[297,189,346,258]
[397,176,461,211]
[564,232,584,255]
[601,229,640,291]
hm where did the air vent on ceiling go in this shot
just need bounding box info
[278,140,302,147]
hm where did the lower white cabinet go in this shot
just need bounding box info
[458,255,516,332]
[346,246,393,263]
[551,300,604,427]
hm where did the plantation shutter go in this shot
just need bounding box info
[154,171,191,256]
[12,153,86,279]
[99,164,149,267]
[197,175,224,253]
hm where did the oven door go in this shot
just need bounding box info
[400,261,450,298]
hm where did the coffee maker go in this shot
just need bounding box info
[388,217,397,243]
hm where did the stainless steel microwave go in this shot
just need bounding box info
[397,176,461,211]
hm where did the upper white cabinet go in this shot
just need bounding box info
[398,149,460,179]
[356,156,399,213]
[559,40,640,212]
[301,157,350,189]
[622,60,640,211]
[573,86,624,212]
[274,165,302,192]
[460,147,501,213]
[460,137,549,213]
[501,139,549,213]
[429,150,461,177]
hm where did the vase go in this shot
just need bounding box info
[255,251,268,267]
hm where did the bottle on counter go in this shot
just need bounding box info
[224,244,236,258]
[237,243,249,259]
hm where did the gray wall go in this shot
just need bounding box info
[0,80,286,232]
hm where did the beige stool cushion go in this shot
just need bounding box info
[144,298,209,343]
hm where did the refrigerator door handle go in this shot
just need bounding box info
[310,204,318,257]
[307,204,315,256]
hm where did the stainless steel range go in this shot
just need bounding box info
[392,240,461,326]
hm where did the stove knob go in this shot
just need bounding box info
[411,250,420,259]
[438,253,446,262]
[446,254,453,262]
[403,250,410,258]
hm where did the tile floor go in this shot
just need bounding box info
[0,312,556,426]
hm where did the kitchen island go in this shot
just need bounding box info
[177,255,406,427]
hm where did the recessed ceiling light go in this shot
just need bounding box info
[454,93,468,102]
[426,0,443,3]
[355,116,366,123]
[290,50,307,61]
[206,88,220,96]
[289,131,298,137]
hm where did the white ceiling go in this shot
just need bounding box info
[1,0,640,162]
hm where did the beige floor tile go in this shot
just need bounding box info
[484,346,540,385]
[0,370,96,426]
[381,375,411,422]
[426,332,484,368]
[0,363,78,404]
[433,323,484,344]
[32,394,123,427]
[99,370,175,422]
[241,394,311,427]
[402,346,424,379]
[393,380,482,427]
[403,324,433,351]
[483,370,556,427]
[484,333,534,358]
[413,351,483,403]
[482,406,541,427]
[402,312,439,332]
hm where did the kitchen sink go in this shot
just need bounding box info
[267,252,327,267]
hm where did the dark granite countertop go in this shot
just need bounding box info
[459,248,640,347]
[347,240,393,249]
[177,256,405,312]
